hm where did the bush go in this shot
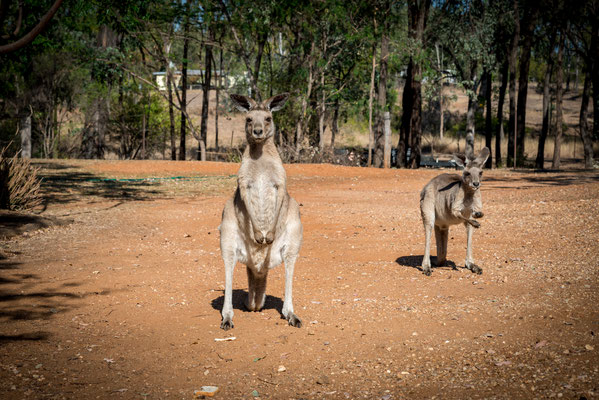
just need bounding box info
[0,146,43,211]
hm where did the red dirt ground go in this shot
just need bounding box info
[1,160,598,399]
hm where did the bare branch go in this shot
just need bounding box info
[0,0,63,54]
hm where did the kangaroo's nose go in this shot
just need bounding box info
[253,128,263,136]
[473,181,480,187]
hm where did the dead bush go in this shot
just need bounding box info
[0,146,43,211]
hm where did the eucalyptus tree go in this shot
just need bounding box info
[568,0,597,169]
[397,0,431,168]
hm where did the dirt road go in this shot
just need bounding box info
[1,160,598,399]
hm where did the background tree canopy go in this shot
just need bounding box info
[0,0,597,169]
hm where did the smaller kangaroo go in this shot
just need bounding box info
[219,93,303,330]
[419,144,490,276]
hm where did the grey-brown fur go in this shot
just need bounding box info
[219,93,302,330]
[419,141,490,276]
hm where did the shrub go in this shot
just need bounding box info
[0,146,43,211]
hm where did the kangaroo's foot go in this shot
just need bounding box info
[220,317,234,330]
[466,262,482,275]
[286,312,302,328]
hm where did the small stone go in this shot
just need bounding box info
[251,390,259,397]
[585,344,594,351]
[277,365,286,373]
[194,386,219,398]
[316,375,330,385]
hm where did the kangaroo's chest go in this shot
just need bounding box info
[239,161,284,224]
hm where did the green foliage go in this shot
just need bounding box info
[0,0,587,166]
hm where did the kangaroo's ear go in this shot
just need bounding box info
[230,94,257,112]
[473,147,490,167]
[453,153,467,168]
[263,93,289,112]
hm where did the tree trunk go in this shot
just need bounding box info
[179,2,190,161]
[318,67,326,150]
[296,41,315,153]
[494,61,508,167]
[398,0,431,169]
[535,57,553,169]
[81,97,107,159]
[331,98,339,148]
[579,67,594,168]
[166,70,177,160]
[551,32,565,169]
[484,69,492,168]
[516,6,538,165]
[215,47,223,150]
[507,0,520,168]
[250,32,267,101]
[141,100,147,160]
[199,34,213,161]
[591,12,599,161]
[398,61,413,168]
[435,43,444,139]
[407,59,423,169]
[20,113,31,158]
[367,42,376,167]
[373,30,389,168]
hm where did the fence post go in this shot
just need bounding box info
[383,111,391,168]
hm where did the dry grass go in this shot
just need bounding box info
[0,146,43,211]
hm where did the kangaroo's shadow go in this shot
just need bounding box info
[395,255,458,273]
[211,289,284,317]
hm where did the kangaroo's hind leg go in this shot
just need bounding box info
[246,267,268,311]
[281,199,302,328]
[220,200,238,330]
[464,222,482,274]
[434,225,450,268]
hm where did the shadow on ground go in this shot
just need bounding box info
[0,211,72,240]
[211,289,284,317]
[34,161,166,206]
[395,255,457,273]
[0,257,115,345]
[484,169,599,190]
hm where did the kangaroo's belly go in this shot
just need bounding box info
[248,175,278,230]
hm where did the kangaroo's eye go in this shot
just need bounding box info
[246,117,252,123]
[479,171,483,176]
[265,117,272,123]
[463,171,471,177]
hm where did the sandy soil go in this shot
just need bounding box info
[1,160,598,399]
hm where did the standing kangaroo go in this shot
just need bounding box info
[219,93,303,330]
[419,143,490,276]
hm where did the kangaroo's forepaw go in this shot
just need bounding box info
[253,230,265,244]
[265,231,274,244]
[469,219,481,228]
[287,313,302,328]
[473,211,484,219]
[220,318,234,330]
